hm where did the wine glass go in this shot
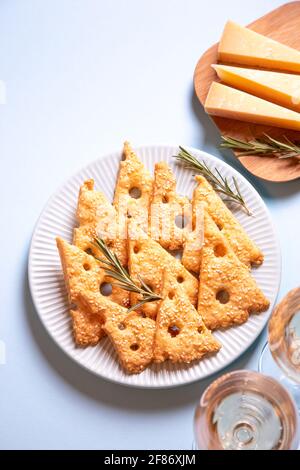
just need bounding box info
[194,370,299,450]
[258,287,300,409]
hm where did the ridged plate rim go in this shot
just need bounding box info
[28,144,281,388]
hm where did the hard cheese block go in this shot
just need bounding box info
[213,64,300,112]
[205,82,300,131]
[218,21,300,73]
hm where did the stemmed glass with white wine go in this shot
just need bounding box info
[259,287,300,409]
[194,370,299,450]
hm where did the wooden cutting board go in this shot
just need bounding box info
[194,1,300,182]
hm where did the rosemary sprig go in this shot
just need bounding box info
[174,146,251,216]
[93,238,162,313]
[220,134,300,160]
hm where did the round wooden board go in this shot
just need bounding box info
[194,1,300,182]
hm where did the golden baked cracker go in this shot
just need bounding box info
[57,238,105,304]
[194,176,263,267]
[198,211,270,330]
[78,291,155,374]
[70,307,103,347]
[73,179,129,308]
[128,221,198,319]
[153,268,221,363]
[56,237,106,345]
[74,179,125,264]
[150,162,190,250]
[113,142,154,260]
[182,198,205,274]
[56,237,106,346]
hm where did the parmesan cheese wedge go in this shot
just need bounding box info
[218,21,300,73]
[213,64,300,112]
[205,82,300,131]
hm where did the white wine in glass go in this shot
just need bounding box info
[194,370,299,450]
[259,287,300,408]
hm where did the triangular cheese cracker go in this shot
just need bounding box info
[113,141,153,263]
[128,221,198,319]
[193,176,263,267]
[198,211,270,330]
[74,179,126,265]
[182,196,205,274]
[150,162,189,250]
[77,290,155,374]
[73,179,129,308]
[56,237,106,345]
[154,268,221,363]
[70,307,103,347]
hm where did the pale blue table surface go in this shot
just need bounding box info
[0,0,299,450]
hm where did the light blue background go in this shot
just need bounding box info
[0,0,298,450]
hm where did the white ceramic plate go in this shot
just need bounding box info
[28,145,281,388]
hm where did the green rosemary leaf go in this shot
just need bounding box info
[220,134,300,160]
[174,146,251,216]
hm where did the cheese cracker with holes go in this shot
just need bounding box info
[73,179,129,308]
[56,237,106,345]
[113,141,153,261]
[194,176,263,267]
[150,162,190,250]
[154,268,220,363]
[198,211,269,330]
[77,291,156,374]
[182,199,205,274]
[128,221,198,319]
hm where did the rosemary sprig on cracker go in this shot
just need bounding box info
[93,238,162,312]
[220,134,300,160]
[174,146,251,216]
